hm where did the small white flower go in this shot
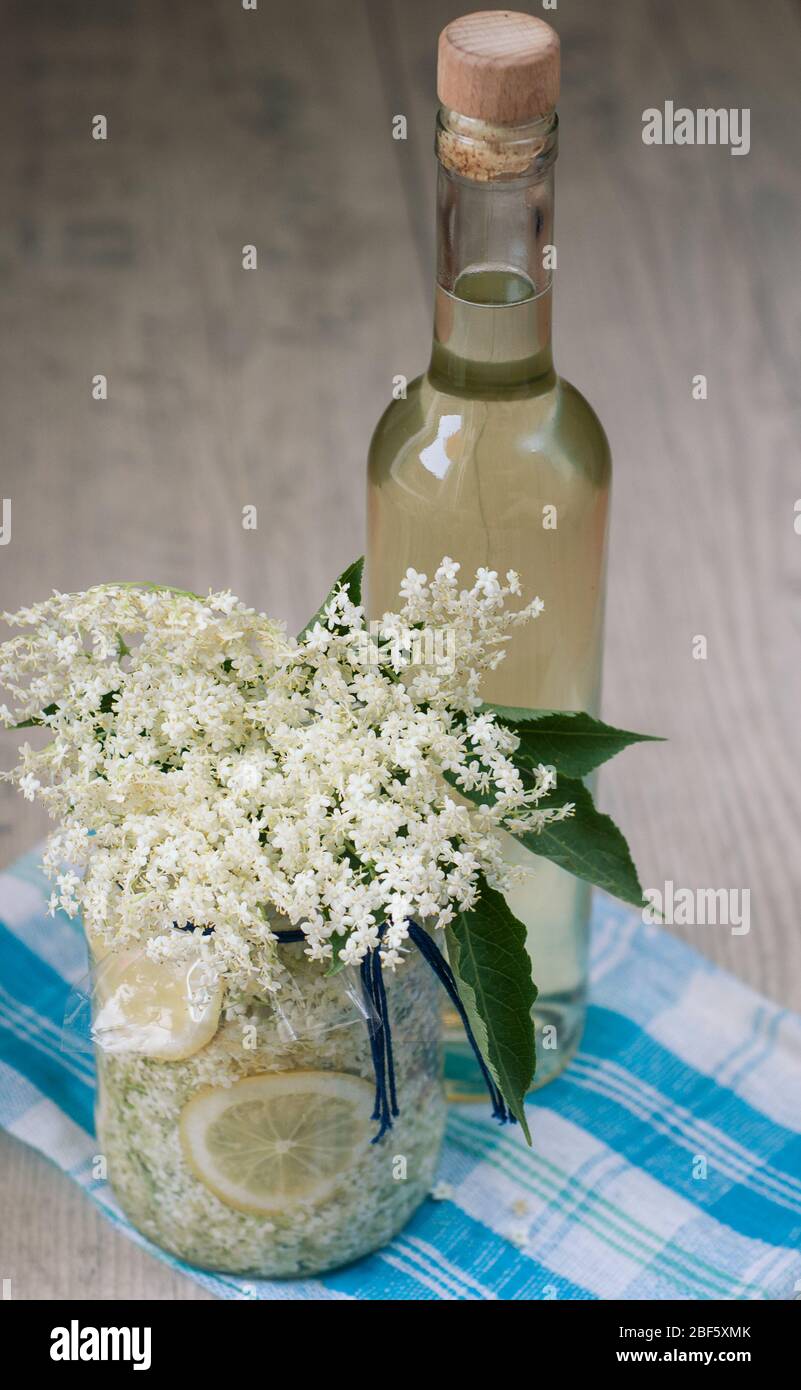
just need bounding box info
[399,568,427,600]
[19,773,41,800]
[474,568,500,598]
[435,558,459,583]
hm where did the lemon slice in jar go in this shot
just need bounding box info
[92,949,223,1061]
[179,1071,374,1212]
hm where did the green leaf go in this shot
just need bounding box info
[446,876,536,1142]
[482,704,663,779]
[298,557,364,641]
[14,702,58,729]
[515,775,645,908]
[325,932,350,976]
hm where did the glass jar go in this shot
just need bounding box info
[91,938,446,1278]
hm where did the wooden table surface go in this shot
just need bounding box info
[1,0,799,1299]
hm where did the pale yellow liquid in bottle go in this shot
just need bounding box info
[367,267,610,1093]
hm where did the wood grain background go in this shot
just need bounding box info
[1,0,799,1298]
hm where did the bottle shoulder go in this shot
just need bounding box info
[368,372,611,490]
[554,376,612,476]
[555,374,609,436]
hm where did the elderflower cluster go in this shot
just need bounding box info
[0,563,572,994]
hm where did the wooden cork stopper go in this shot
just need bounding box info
[438,11,560,125]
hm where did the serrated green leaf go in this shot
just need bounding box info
[446,876,536,1142]
[482,704,663,779]
[516,775,645,907]
[446,764,645,909]
[297,557,364,641]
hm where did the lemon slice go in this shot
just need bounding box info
[180,1071,374,1212]
[92,949,223,1061]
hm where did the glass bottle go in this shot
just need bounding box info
[367,76,610,1095]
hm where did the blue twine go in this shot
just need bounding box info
[274,922,511,1142]
[406,922,512,1127]
[373,945,399,1118]
[359,950,394,1140]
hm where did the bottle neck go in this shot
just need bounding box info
[428,108,558,397]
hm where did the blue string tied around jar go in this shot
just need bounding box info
[274,921,514,1143]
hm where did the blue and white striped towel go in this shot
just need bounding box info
[1,845,799,1300]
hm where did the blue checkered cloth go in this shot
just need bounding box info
[1,845,799,1300]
